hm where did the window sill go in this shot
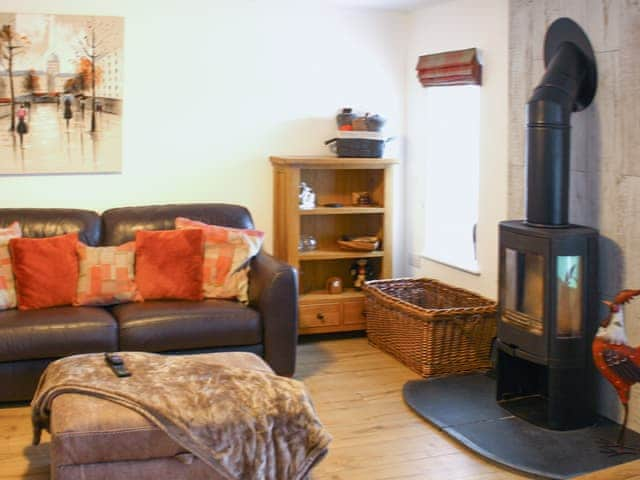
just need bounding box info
[420,255,481,276]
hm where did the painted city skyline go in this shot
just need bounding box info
[0,13,123,99]
[0,13,124,174]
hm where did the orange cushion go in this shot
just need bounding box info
[74,242,142,306]
[135,229,204,301]
[0,222,22,310]
[175,217,264,303]
[10,233,79,310]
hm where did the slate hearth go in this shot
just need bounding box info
[403,374,640,479]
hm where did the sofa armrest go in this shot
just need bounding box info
[249,251,298,376]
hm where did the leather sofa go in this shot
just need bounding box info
[0,204,298,402]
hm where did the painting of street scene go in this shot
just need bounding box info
[0,13,123,174]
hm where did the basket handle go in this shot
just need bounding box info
[324,138,338,154]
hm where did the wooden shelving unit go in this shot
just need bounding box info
[298,249,385,261]
[270,155,397,335]
[299,206,385,215]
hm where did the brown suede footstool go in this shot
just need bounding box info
[49,352,274,480]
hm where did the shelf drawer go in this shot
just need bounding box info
[343,298,366,326]
[300,302,341,329]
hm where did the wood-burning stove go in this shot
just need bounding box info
[497,222,598,429]
[497,18,599,430]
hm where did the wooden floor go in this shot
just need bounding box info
[0,337,639,479]
[296,337,527,480]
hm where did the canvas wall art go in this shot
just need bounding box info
[0,13,123,174]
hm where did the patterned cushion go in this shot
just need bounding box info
[74,242,142,306]
[175,217,264,303]
[0,222,22,310]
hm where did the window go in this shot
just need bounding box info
[420,85,481,272]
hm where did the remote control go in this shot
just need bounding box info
[104,353,131,378]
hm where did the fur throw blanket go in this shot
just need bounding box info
[31,352,331,479]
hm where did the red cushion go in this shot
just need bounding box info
[9,233,79,310]
[135,229,204,301]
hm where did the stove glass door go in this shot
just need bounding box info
[503,248,544,335]
[556,255,582,337]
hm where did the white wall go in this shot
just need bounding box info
[404,0,509,299]
[0,0,407,254]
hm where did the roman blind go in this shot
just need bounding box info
[416,48,482,87]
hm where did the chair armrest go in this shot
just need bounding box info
[249,251,298,376]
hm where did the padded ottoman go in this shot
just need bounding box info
[49,352,274,480]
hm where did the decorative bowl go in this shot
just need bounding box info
[337,235,380,252]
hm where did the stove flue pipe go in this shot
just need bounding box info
[525,18,597,227]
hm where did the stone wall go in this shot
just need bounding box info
[508,0,640,428]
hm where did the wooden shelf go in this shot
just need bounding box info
[300,206,385,215]
[300,289,365,304]
[270,156,398,169]
[299,249,384,261]
[272,154,394,334]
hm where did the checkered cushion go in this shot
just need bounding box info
[74,242,142,306]
[0,222,21,310]
[175,217,264,303]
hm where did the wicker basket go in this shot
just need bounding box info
[325,138,386,158]
[324,131,390,158]
[362,278,497,378]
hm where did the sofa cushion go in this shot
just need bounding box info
[0,221,22,310]
[175,217,264,303]
[74,242,142,306]
[102,204,255,246]
[112,300,262,351]
[134,229,204,301]
[0,208,101,245]
[0,307,118,362]
[10,233,79,310]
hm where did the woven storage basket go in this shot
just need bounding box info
[362,278,497,378]
[324,131,390,158]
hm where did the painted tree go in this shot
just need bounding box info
[64,77,76,93]
[0,25,30,131]
[23,69,40,96]
[75,18,118,133]
[74,57,103,93]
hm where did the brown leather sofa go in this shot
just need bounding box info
[0,204,298,402]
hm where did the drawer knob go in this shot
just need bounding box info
[316,313,325,321]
